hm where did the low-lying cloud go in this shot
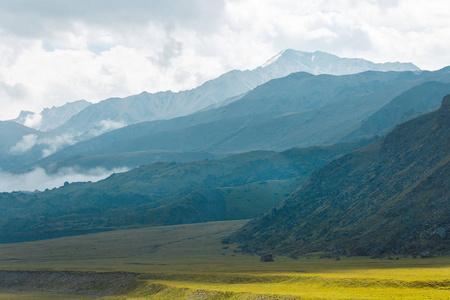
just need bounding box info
[40,134,78,157]
[9,134,38,153]
[0,166,129,192]
[88,119,127,137]
[10,119,126,158]
[10,133,77,157]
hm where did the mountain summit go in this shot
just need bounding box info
[260,49,419,76]
[48,50,420,137]
[233,94,450,257]
[11,100,92,131]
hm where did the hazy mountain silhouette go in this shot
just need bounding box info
[36,68,450,171]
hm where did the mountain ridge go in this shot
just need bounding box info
[48,50,420,136]
[261,49,419,75]
[340,81,450,142]
[11,100,92,131]
[34,69,449,171]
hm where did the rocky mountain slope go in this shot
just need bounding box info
[232,95,450,257]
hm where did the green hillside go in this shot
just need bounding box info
[0,140,370,243]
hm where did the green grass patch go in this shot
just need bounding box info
[0,220,449,299]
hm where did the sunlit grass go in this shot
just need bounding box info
[134,279,450,299]
[0,220,449,299]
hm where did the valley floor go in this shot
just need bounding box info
[0,220,449,299]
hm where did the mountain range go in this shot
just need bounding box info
[34,68,450,172]
[47,49,420,137]
[1,50,423,172]
[232,95,450,257]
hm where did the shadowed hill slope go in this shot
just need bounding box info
[0,140,371,243]
[340,81,450,142]
[232,95,450,257]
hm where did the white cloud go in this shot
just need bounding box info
[10,118,126,158]
[10,134,38,154]
[39,134,78,157]
[0,0,449,120]
[10,133,77,157]
[0,166,129,192]
[10,118,127,158]
[87,119,127,137]
[23,112,42,129]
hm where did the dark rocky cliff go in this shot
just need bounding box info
[232,95,450,257]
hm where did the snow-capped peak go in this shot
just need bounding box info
[261,50,286,67]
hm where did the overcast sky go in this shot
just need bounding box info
[1,0,450,120]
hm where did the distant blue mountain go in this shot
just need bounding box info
[37,67,450,171]
[2,50,421,171]
[11,100,92,131]
[51,50,420,136]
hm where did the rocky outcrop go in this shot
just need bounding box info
[0,271,139,296]
[260,254,274,262]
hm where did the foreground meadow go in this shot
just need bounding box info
[0,220,448,299]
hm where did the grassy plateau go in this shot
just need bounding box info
[0,220,448,299]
